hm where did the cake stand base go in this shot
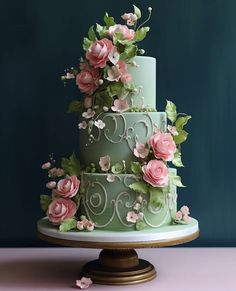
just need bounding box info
[37,217,199,285]
[82,249,156,285]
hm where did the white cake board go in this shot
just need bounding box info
[37,217,199,246]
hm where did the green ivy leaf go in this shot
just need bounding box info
[129,181,148,194]
[106,82,123,97]
[83,37,92,51]
[134,27,150,42]
[88,25,96,41]
[40,195,51,212]
[111,162,123,174]
[120,45,137,61]
[61,153,80,176]
[133,4,141,19]
[94,91,113,112]
[165,100,177,123]
[172,149,184,167]
[173,130,188,145]
[96,23,107,38]
[59,218,77,232]
[130,161,142,174]
[103,12,116,27]
[67,100,82,113]
[136,219,146,230]
[169,173,185,187]
[149,187,164,208]
[175,115,191,131]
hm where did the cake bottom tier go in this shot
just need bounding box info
[79,172,177,231]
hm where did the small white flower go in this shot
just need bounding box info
[108,48,120,65]
[103,106,109,111]
[99,155,111,172]
[94,119,106,129]
[126,211,139,223]
[167,125,179,136]
[106,174,116,183]
[82,108,95,119]
[78,121,87,129]
[76,277,93,289]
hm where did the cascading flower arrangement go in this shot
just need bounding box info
[61,5,153,133]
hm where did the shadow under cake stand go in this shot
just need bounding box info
[37,217,199,285]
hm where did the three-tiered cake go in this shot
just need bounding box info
[40,5,192,233]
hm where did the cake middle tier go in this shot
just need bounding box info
[79,112,167,168]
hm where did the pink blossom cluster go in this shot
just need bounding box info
[41,162,80,225]
[133,129,177,188]
[175,205,190,224]
[77,216,95,232]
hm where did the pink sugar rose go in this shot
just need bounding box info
[76,277,93,289]
[108,24,135,40]
[175,211,183,221]
[111,98,129,112]
[53,176,80,198]
[149,130,176,161]
[86,38,114,68]
[47,198,76,225]
[142,160,169,187]
[180,205,190,215]
[83,96,93,109]
[76,66,99,94]
[133,142,149,159]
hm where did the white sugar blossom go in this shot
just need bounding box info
[82,108,95,119]
[94,119,106,129]
[78,121,87,129]
[106,174,116,183]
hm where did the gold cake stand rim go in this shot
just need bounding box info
[38,228,199,249]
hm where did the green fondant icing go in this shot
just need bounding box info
[79,171,177,231]
[127,56,156,108]
[79,111,166,168]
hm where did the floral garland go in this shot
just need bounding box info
[61,5,154,134]
[40,100,191,231]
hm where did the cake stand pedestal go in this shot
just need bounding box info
[37,217,199,285]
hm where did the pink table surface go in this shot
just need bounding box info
[0,247,235,291]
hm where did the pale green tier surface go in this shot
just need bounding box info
[127,56,156,108]
[79,112,166,168]
[79,171,177,231]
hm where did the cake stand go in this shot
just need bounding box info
[37,217,199,285]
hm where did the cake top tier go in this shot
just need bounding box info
[61,5,156,129]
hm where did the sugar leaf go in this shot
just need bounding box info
[133,4,141,19]
[59,218,77,232]
[129,181,148,194]
[165,100,177,123]
[40,194,51,212]
[134,27,150,42]
[149,187,164,208]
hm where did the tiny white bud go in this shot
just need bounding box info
[139,49,145,55]
[103,106,109,111]
[94,105,99,109]
[148,7,152,12]
[98,79,104,85]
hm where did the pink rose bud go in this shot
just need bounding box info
[86,221,95,231]
[108,24,135,41]
[183,214,190,223]
[180,205,190,215]
[175,211,183,221]
[41,162,51,170]
[77,221,84,231]
[46,181,57,189]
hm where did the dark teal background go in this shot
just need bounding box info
[1,0,236,246]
